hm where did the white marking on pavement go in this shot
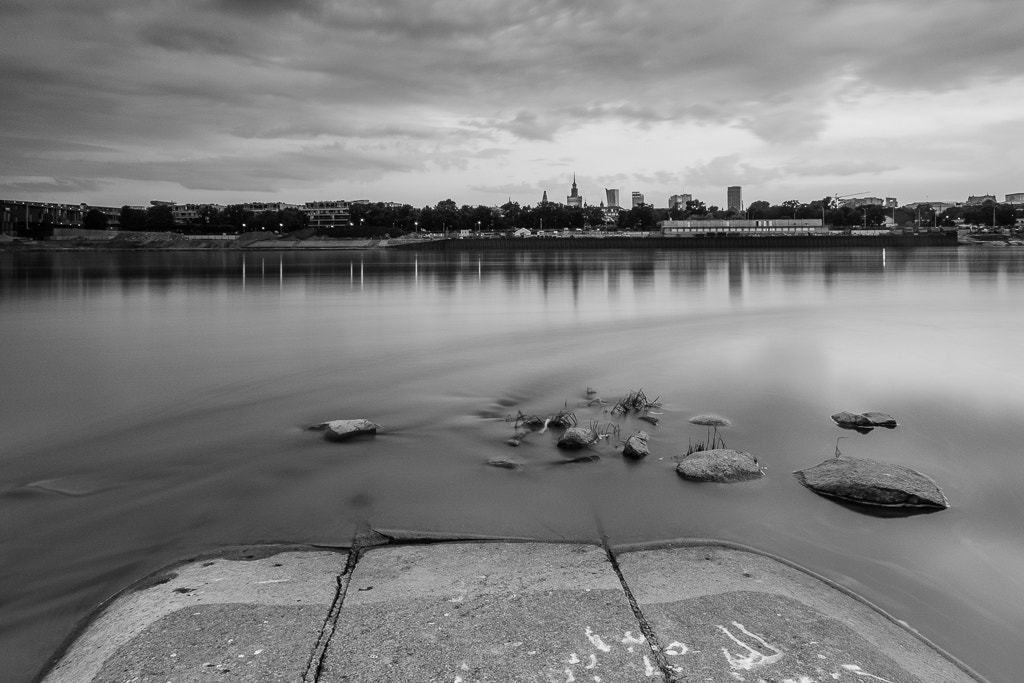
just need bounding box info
[643,655,656,677]
[564,668,575,682]
[584,654,597,669]
[585,627,611,652]
[622,631,646,645]
[841,664,894,682]
[717,622,784,671]
[664,641,688,656]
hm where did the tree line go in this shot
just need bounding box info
[75,197,1020,237]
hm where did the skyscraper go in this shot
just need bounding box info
[566,174,582,208]
[631,191,645,208]
[727,186,743,212]
[605,188,620,208]
[668,194,692,210]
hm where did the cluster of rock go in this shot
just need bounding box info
[307,399,948,514]
[794,409,948,510]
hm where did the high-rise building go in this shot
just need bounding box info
[631,191,645,208]
[727,186,743,212]
[668,194,692,210]
[566,174,582,208]
[605,188,620,208]
[1006,192,1024,205]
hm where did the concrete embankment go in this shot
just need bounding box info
[39,534,985,683]
[396,233,960,251]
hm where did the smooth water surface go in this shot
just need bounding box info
[1,248,1023,682]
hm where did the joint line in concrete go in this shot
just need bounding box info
[602,540,677,683]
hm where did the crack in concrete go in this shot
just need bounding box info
[303,527,378,682]
[602,540,677,683]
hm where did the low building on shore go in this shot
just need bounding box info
[659,218,826,236]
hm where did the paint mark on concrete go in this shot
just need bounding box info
[568,653,580,664]
[664,641,688,656]
[585,627,611,653]
[643,655,656,677]
[622,631,646,645]
[584,653,597,669]
[842,664,894,682]
[717,621,784,671]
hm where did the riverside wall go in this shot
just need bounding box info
[394,233,958,251]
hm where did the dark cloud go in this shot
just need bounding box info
[1,0,1022,203]
[0,177,106,195]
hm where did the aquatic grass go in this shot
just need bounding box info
[610,388,662,415]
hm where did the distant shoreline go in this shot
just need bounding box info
[1,233,962,252]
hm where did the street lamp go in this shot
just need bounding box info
[414,221,418,233]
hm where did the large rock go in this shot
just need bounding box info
[676,449,765,483]
[311,419,381,441]
[794,456,948,509]
[622,431,651,459]
[556,427,598,450]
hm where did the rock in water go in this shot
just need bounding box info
[676,449,765,483]
[312,419,381,441]
[553,453,600,464]
[623,431,651,460]
[862,411,898,428]
[793,456,948,509]
[557,427,598,450]
[831,411,873,428]
[487,457,523,470]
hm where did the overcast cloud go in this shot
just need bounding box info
[1,0,1022,208]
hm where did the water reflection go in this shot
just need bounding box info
[3,247,1006,303]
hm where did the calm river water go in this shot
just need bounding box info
[1,247,1023,682]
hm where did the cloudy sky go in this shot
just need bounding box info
[2,0,1022,209]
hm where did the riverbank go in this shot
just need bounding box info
[38,534,987,683]
[1,231,961,251]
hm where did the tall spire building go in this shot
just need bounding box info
[566,174,583,208]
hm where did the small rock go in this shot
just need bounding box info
[689,414,731,427]
[553,453,600,464]
[638,414,660,426]
[310,419,381,441]
[862,411,898,428]
[794,456,947,509]
[557,427,598,450]
[676,449,765,483]
[623,431,651,460]
[830,411,873,428]
[487,457,523,470]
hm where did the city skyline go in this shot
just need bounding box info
[2,1,1022,209]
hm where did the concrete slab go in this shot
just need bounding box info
[615,544,983,683]
[41,548,347,683]
[320,542,661,682]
